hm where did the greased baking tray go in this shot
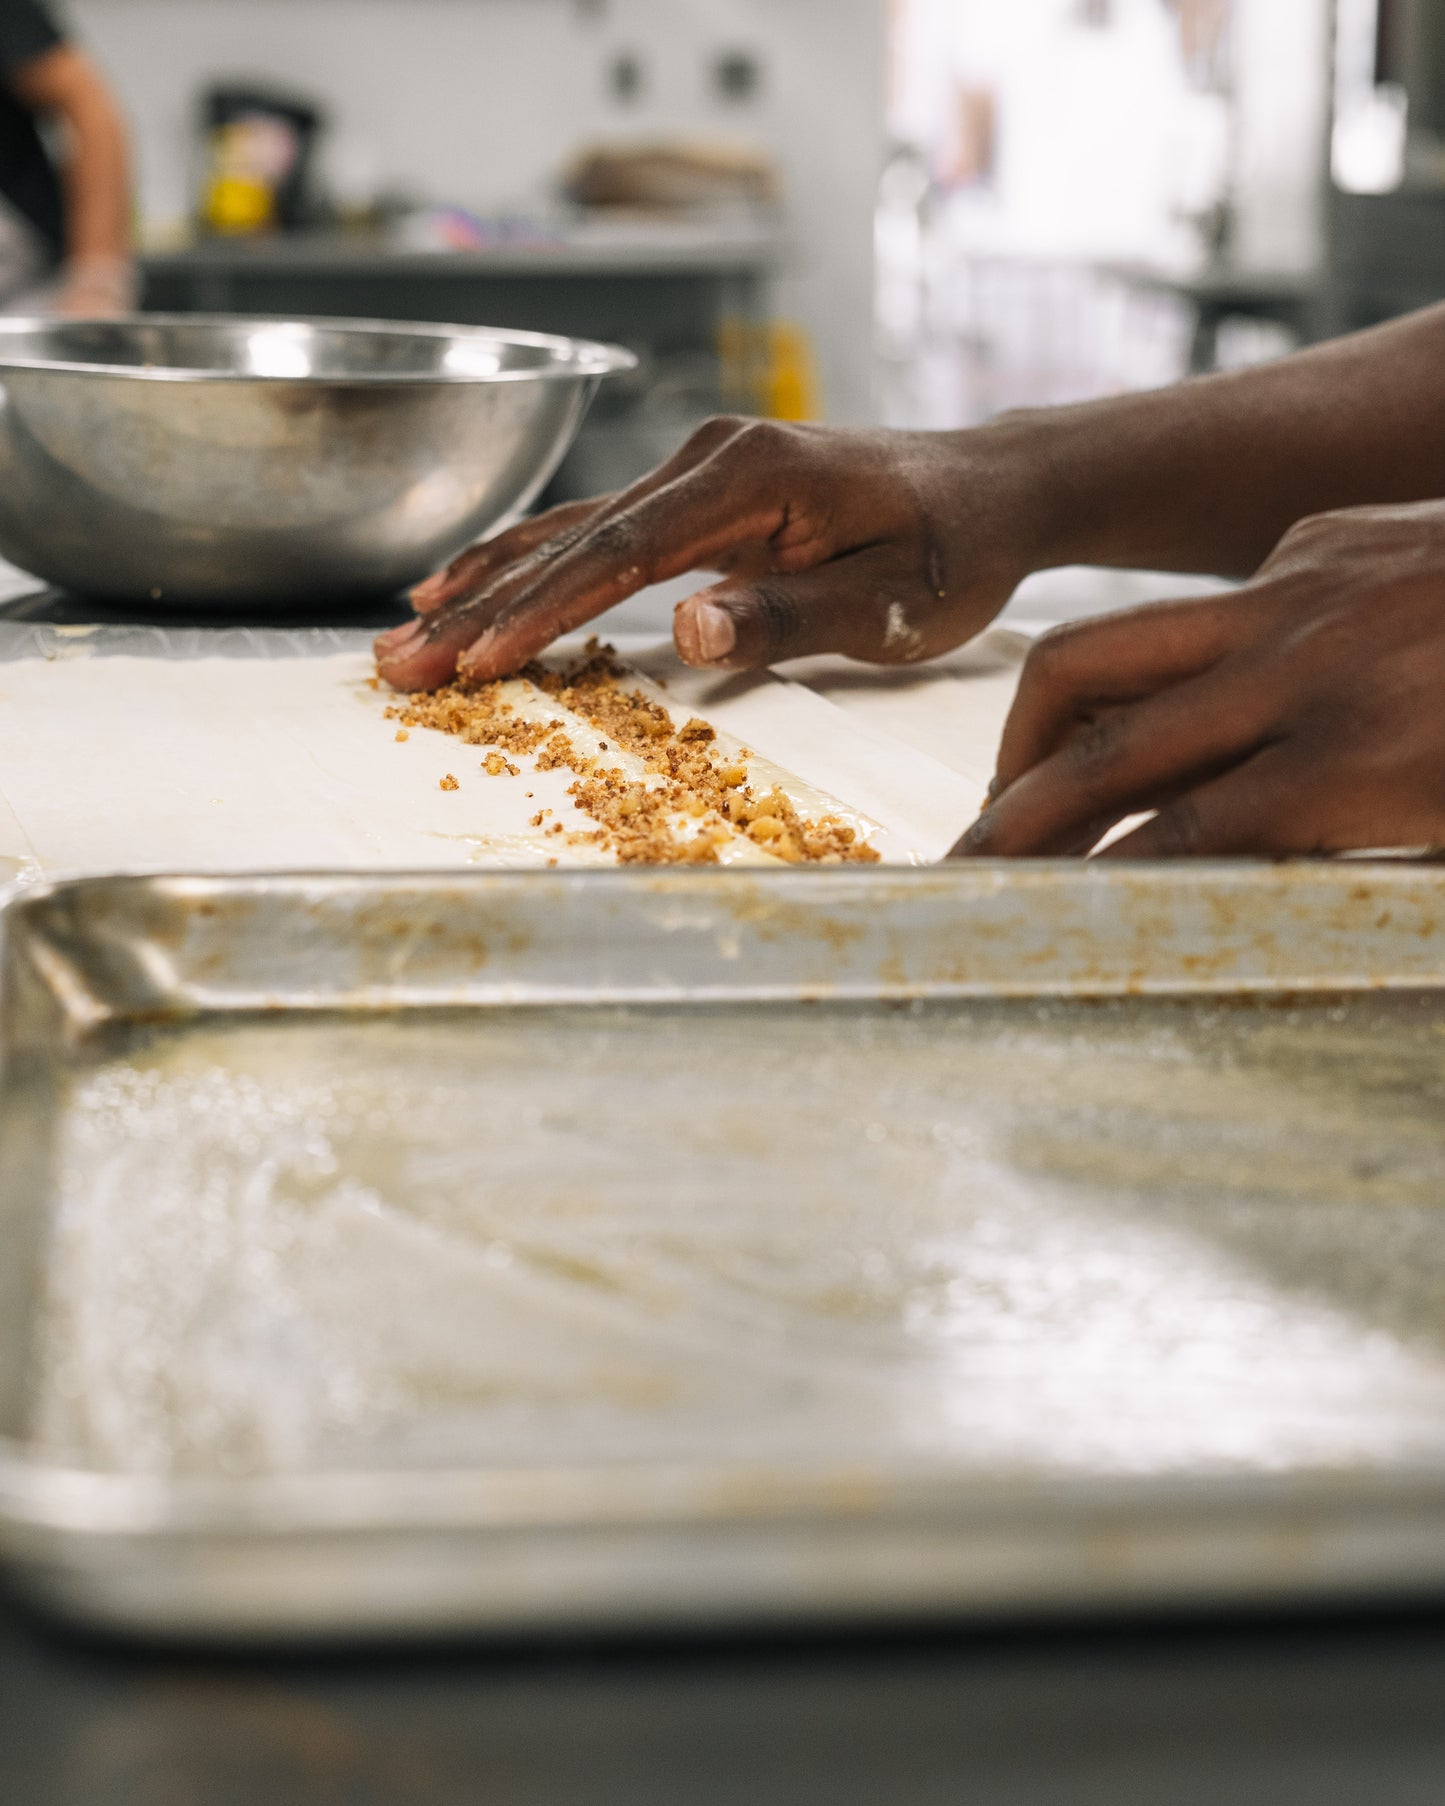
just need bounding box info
[4,865,1445,1643]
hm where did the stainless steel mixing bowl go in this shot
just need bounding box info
[0,314,636,606]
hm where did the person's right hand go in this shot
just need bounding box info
[375,415,1048,691]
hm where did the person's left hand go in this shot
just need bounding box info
[953,500,1445,859]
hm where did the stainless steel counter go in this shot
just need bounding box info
[5,1594,1445,1804]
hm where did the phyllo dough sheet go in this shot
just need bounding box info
[0,626,1026,880]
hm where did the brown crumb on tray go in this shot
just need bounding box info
[440,774,459,792]
[395,728,410,742]
[387,639,880,866]
[482,750,520,778]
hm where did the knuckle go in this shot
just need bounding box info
[1017,622,1090,697]
[1278,509,1365,570]
[545,510,603,561]
[718,416,792,464]
[1029,620,1090,671]
[1068,711,1127,776]
[747,579,805,653]
[1281,510,1333,543]
[1275,509,1353,562]
[690,413,750,450]
[690,414,792,465]
[584,514,646,569]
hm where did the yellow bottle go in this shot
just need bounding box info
[762,323,819,422]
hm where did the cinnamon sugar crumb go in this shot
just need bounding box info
[482,750,520,778]
[387,639,880,866]
[439,774,459,792]
[395,729,410,743]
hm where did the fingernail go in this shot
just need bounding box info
[410,572,447,605]
[678,598,736,667]
[377,619,426,653]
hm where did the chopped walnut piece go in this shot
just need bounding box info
[385,641,880,866]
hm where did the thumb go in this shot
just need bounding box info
[674,550,932,671]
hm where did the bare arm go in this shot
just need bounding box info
[10,43,134,313]
[1014,303,1445,580]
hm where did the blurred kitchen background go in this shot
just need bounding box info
[49,0,1445,616]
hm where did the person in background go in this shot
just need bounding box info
[0,0,134,315]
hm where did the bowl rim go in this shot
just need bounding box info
[0,313,640,386]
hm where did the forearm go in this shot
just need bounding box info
[989,302,1445,580]
[58,85,131,265]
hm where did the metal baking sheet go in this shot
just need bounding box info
[4,865,1445,1643]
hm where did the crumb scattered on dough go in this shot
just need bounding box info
[439,774,459,792]
[386,640,880,866]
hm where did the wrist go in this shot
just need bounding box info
[945,406,1107,581]
[1002,401,1168,573]
[56,253,139,316]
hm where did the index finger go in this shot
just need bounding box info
[994,595,1246,796]
[409,495,614,615]
[377,477,685,689]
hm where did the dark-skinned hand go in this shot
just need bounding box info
[954,501,1445,860]
[375,416,1040,691]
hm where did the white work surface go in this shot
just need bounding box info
[0,621,1036,884]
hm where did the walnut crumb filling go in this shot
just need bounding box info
[388,641,880,866]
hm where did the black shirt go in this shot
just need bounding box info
[0,0,64,262]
